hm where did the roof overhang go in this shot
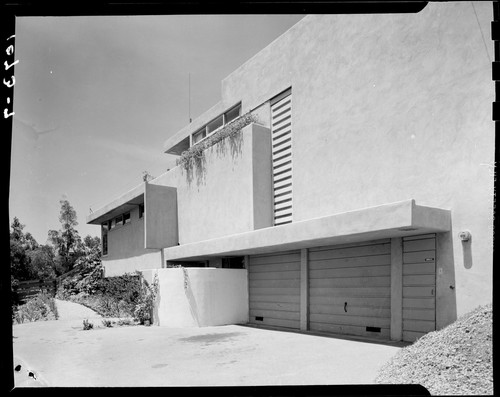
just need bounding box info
[87,183,145,225]
[163,101,226,155]
[163,199,451,261]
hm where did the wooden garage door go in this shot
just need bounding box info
[309,239,392,339]
[248,250,301,329]
[402,234,436,342]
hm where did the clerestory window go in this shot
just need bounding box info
[190,103,241,146]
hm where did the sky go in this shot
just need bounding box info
[9,14,305,244]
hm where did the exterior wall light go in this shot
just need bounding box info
[458,230,472,242]
[459,230,473,269]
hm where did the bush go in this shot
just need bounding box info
[82,319,94,330]
[13,292,59,324]
[116,318,135,326]
[57,273,141,318]
[93,274,141,305]
[133,273,158,325]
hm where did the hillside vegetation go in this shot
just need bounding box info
[375,303,493,395]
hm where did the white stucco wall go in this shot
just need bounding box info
[143,268,249,327]
[152,123,272,245]
[103,206,162,276]
[101,3,493,319]
[220,3,494,316]
[103,251,162,277]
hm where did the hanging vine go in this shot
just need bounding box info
[176,111,259,184]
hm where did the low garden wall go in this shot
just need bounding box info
[141,268,248,327]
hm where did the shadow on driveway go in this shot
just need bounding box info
[12,320,403,387]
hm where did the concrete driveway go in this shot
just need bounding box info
[12,301,403,387]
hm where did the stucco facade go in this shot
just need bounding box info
[87,3,493,340]
[101,205,162,277]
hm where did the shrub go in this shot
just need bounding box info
[133,272,159,325]
[94,274,141,305]
[58,273,142,318]
[13,292,58,324]
[117,318,134,326]
[82,319,94,330]
[37,291,59,320]
[102,319,113,328]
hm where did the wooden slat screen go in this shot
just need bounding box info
[271,92,293,226]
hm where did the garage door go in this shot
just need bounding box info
[309,239,392,339]
[248,250,301,329]
[402,234,436,342]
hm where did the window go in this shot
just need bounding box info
[206,115,223,134]
[192,128,206,144]
[139,204,144,218]
[224,105,240,124]
[190,103,241,146]
[101,222,109,255]
[123,212,131,224]
[222,256,245,269]
[115,214,123,227]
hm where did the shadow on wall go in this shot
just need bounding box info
[183,268,201,326]
[153,282,160,325]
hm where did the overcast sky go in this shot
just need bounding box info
[9,14,305,243]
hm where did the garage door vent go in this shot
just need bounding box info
[366,326,381,333]
[255,316,264,321]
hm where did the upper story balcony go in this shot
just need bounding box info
[155,120,273,245]
[86,181,178,256]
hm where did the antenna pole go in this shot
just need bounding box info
[189,73,192,123]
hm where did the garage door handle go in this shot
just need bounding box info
[344,302,348,312]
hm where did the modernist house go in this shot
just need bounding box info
[87,2,494,343]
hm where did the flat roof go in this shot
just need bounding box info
[163,101,225,155]
[163,199,451,260]
[87,183,145,225]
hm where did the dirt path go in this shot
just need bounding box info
[13,299,103,388]
[54,299,102,321]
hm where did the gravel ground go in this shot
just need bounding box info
[375,303,493,395]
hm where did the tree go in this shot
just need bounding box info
[10,217,25,241]
[83,235,101,253]
[10,217,39,281]
[48,199,84,274]
[28,245,56,280]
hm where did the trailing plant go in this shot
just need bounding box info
[133,272,159,325]
[176,111,259,183]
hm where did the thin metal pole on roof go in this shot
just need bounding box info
[189,72,192,123]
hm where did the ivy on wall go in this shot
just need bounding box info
[176,111,260,185]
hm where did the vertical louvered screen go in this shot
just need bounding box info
[271,92,293,225]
